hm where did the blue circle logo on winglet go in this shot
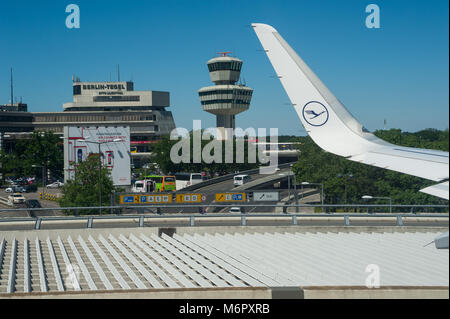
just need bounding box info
[302,101,329,126]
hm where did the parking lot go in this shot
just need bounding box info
[0,187,63,217]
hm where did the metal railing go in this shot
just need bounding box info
[0,203,447,230]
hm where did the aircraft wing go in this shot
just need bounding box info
[252,23,449,199]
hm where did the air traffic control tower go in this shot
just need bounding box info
[198,53,253,139]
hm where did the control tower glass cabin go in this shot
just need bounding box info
[198,54,253,138]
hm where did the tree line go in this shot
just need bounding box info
[292,128,449,208]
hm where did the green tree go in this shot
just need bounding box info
[0,131,63,183]
[59,154,117,215]
[292,128,448,211]
[151,132,258,176]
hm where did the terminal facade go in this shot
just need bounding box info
[0,80,176,167]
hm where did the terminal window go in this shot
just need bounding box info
[73,85,81,95]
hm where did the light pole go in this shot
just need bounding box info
[301,182,324,212]
[362,195,392,213]
[80,138,123,214]
[293,174,298,213]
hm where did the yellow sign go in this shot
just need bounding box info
[176,193,203,203]
[215,193,246,202]
[120,194,172,204]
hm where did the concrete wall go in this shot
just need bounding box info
[1,286,447,299]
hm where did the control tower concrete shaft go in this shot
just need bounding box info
[198,53,253,137]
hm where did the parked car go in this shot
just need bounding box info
[26,199,42,208]
[5,186,26,193]
[8,193,26,205]
[23,184,38,192]
[46,181,64,188]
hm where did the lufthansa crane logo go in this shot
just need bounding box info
[302,101,329,126]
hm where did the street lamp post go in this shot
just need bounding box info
[293,174,298,213]
[362,195,392,213]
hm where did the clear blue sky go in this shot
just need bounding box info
[0,0,448,135]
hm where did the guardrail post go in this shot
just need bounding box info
[396,215,403,226]
[241,215,246,226]
[34,218,41,230]
[139,216,144,227]
[344,215,350,226]
[292,215,297,225]
[87,218,93,229]
[190,216,195,227]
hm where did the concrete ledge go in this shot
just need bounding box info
[301,286,449,299]
[0,287,271,299]
[1,285,447,299]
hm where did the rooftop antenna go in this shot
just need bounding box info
[117,64,120,82]
[217,51,232,57]
[10,67,13,106]
[384,119,387,130]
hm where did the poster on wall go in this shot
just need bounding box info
[63,126,131,186]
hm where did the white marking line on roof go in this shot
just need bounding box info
[187,233,278,286]
[109,234,162,289]
[97,235,146,289]
[77,236,113,290]
[88,235,130,290]
[67,236,97,290]
[23,239,31,293]
[175,233,258,287]
[157,234,229,287]
[118,234,179,288]
[6,238,17,293]
[46,238,65,291]
[140,234,212,288]
[129,234,194,288]
[167,233,245,287]
[56,236,80,291]
[35,238,48,292]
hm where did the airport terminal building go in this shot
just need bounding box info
[0,80,176,166]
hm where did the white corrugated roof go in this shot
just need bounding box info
[0,229,447,294]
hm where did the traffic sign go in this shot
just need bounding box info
[215,193,246,202]
[120,194,172,204]
[176,193,203,203]
[253,191,279,202]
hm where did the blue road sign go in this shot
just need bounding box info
[123,196,134,203]
[232,194,243,201]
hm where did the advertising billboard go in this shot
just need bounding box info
[64,126,131,186]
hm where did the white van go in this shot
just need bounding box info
[233,174,251,187]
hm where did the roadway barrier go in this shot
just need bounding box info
[39,192,60,201]
[0,204,447,230]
